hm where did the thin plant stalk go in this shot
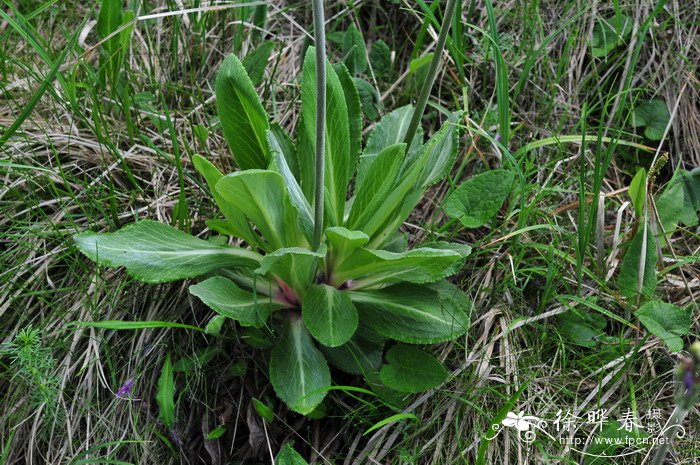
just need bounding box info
[403,0,459,147]
[311,0,326,250]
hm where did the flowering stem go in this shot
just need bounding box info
[403,0,459,147]
[311,0,326,250]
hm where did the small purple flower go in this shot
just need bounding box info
[495,133,501,142]
[684,368,694,393]
[116,379,135,398]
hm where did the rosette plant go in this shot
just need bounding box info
[75,0,469,414]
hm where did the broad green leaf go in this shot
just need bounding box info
[275,443,309,465]
[656,180,686,236]
[192,155,260,248]
[269,316,330,415]
[242,41,275,86]
[557,310,607,348]
[364,370,410,408]
[585,421,647,465]
[636,300,690,352]
[379,344,448,393]
[350,284,469,343]
[96,0,122,56]
[357,105,422,188]
[445,169,515,228]
[156,354,175,429]
[617,223,657,299]
[204,315,226,336]
[206,425,227,440]
[189,277,284,327]
[256,246,325,294]
[267,130,313,241]
[591,15,633,57]
[298,47,351,224]
[74,220,261,283]
[347,143,405,230]
[354,78,381,121]
[216,170,302,249]
[302,284,358,347]
[334,62,362,165]
[628,168,647,217]
[342,25,367,74]
[335,247,462,288]
[321,329,384,375]
[631,99,670,141]
[216,53,270,169]
[369,39,392,80]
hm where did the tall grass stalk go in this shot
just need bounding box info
[311,0,326,250]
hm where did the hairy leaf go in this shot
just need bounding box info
[242,41,275,86]
[74,220,261,283]
[350,284,469,343]
[302,284,358,347]
[189,277,284,327]
[216,54,270,169]
[269,316,330,414]
[257,246,325,294]
[379,344,448,393]
[444,169,515,228]
[636,300,690,352]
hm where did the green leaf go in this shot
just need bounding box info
[357,105,422,188]
[206,425,227,440]
[335,247,463,287]
[333,63,362,165]
[267,130,313,241]
[363,413,419,436]
[412,112,462,188]
[369,39,392,80]
[216,170,302,249]
[275,443,309,465]
[269,316,330,415]
[256,246,325,294]
[444,169,515,228]
[636,300,690,352]
[324,227,369,255]
[631,99,670,141]
[347,143,406,231]
[204,315,227,336]
[192,155,259,248]
[590,15,633,57]
[298,47,351,224]
[252,397,274,421]
[354,78,381,121]
[350,284,470,343]
[242,41,275,86]
[172,347,219,372]
[656,180,685,236]
[617,222,657,299]
[320,329,384,375]
[302,284,358,347]
[156,354,175,429]
[216,53,270,169]
[189,277,284,327]
[364,370,410,408]
[96,0,122,56]
[71,320,204,332]
[342,25,367,74]
[628,168,647,217]
[74,220,261,283]
[379,344,448,393]
[557,310,607,348]
[269,123,300,181]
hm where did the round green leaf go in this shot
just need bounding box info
[379,345,448,393]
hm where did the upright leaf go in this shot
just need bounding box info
[350,284,470,343]
[156,354,175,429]
[369,39,392,80]
[298,47,351,225]
[628,168,647,217]
[216,170,303,249]
[74,220,261,283]
[325,227,369,258]
[334,62,362,168]
[444,169,515,228]
[302,284,358,347]
[342,25,367,74]
[242,41,275,86]
[269,316,331,415]
[189,276,285,327]
[617,223,657,299]
[257,246,325,294]
[216,54,270,169]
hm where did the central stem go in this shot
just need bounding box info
[311,0,326,250]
